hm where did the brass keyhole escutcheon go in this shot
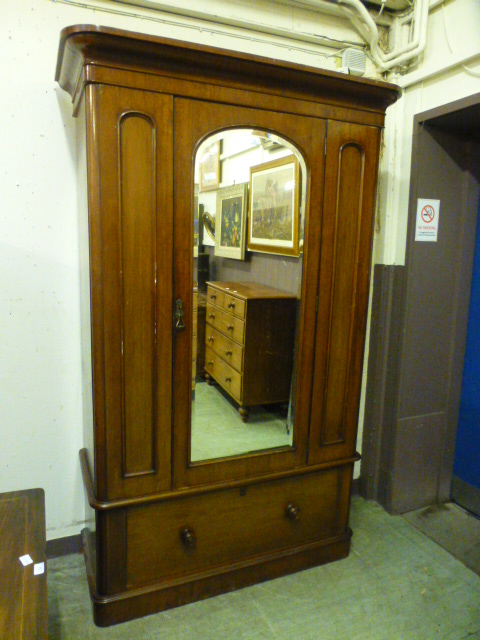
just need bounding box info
[175,298,185,331]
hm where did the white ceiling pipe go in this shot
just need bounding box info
[375,0,428,62]
[301,0,430,71]
[332,0,428,66]
[296,0,384,62]
[374,0,429,69]
[114,0,431,73]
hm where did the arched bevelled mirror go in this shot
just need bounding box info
[190,129,308,463]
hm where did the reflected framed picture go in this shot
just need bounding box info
[247,155,300,257]
[199,140,221,192]
[215,183,248,260]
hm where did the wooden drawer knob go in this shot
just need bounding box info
[210,294,216,300]
[285,504,300,521]
[227,324,234,331]
[208,335,214,342]
[208,360,213,366]
[208,313,215,319]
[180,528,196,548]
[225,376,232,383]
[228,302,235,309]
[225,350,232,356]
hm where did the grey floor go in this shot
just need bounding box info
[404,501,480,577]
[48,497,480,639]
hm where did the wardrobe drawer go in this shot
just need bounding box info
[206,286,224,308]
[206,303,245,344]
[205,326,243,373]
[205,346,242,401]
[223,292,246,320]
[125,467,349,588]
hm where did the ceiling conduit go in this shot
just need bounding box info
[72,0,431,74]
[294,0,430,71]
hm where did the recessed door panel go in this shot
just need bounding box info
[120,112,157,477]
[309,121,381,464]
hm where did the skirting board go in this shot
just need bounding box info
[46,534,82,559]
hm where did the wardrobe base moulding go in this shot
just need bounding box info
[82,526,352,627]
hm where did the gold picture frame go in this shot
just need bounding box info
[215,183,248,260]
[247,155,300,257]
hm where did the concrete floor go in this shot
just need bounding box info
[404,501,480,578]
[47,496,480,639]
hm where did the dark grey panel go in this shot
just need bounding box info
[390,413,446,513]
[360,264,404,504]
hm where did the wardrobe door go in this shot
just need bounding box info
[172,98,326,488]
[308,121,381,464]
[88,85,173,500]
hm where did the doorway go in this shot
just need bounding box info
[452,195,480,517]
[361,93,480,514]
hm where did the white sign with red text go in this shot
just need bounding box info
[415,198,440,242]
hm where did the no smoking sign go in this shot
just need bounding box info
[416,198,440,242]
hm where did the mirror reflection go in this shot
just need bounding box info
[191,129,307,463]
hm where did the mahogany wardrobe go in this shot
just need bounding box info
[56,25,399,626]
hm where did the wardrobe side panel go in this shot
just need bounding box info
[77,91,97,523]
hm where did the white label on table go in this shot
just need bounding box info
[34,562,45,575]
[19,554,33,566]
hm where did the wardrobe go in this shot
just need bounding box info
[56,25,399,626]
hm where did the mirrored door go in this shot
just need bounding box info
[172,99,327,488]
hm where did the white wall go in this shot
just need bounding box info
[376,0,480,267]
[4,0,478,540]
[0,0,359,540]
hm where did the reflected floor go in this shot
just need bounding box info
[191,381,293,461]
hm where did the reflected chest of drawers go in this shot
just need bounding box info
[204,281,297,421]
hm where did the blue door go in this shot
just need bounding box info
[453,196,480,513]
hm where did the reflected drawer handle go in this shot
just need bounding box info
[227,324,234,331]
[285,504,300,521]
[225,376,232,383]
[225,350,232,356]
[208,336,214,342]
[228,302,235,309]
[208,313,215,319]
[180,528,196,548]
